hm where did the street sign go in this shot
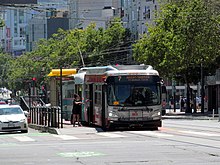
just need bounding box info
[0,0,37,4]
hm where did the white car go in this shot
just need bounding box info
[0,105,28,133]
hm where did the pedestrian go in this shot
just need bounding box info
[71,94,83,127]
[180,96,185,112]
[162,99,166,110]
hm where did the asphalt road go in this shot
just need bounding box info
[0,119,220,165]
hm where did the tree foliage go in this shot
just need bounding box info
[6,18,131,91]
[0,19,4,27]
[133,0,220,84]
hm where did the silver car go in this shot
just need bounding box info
[0,105,28,133]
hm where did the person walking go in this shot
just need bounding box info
[180,96,185,112]
[72,94,82,127]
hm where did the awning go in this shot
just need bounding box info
[47,69,77,77]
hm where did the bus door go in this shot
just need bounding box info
[88,84,94,125]
[102,85,107,128]
[75,84,83,120]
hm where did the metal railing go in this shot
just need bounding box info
[29,106,62,128]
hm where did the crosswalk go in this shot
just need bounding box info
[13,136,36,142]
[1,129,220,143]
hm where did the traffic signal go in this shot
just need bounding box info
[31,77,36,87]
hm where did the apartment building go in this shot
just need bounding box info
[0,7,31,56]
[121,0,159,40]
[0,0,69,54]
[26,10,69,51]
[68,0,119,30]
[0,9,6,51]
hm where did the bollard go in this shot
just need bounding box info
[213,109,215,119]
[218,108,220,122]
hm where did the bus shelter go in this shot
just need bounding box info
[47,68,77,121]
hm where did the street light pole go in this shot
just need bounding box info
[172,80,176,112]
[60,66,63,128]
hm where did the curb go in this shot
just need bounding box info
[28,124,59,135]
[162,116,219,120]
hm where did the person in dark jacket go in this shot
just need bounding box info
[72,94,82,126]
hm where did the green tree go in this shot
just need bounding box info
[7,18,132,91]
[89,18,131,65]
[133,0,220,113]
[0,19,4,27]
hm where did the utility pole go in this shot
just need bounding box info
[172,80,176,112]
[201,62,205,113]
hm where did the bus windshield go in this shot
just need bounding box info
[107,76,161,106]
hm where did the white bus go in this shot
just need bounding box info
[74,65,164,130]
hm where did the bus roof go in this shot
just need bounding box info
[79,65,159,76]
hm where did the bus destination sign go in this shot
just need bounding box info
[125,75,150,81]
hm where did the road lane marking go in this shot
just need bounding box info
[128,131,174,137]
[97,132,126,138]
[0,143,18,146]
[179,130,220,137]
[58,151,106,158]
[52,135,79,140]
[13,136,36,142]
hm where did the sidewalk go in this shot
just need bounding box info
[28,120,100,135]
[163,109,219,120]
[29,109,220,135]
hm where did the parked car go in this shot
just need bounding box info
[0,105,28,133]
[0,100,7,105]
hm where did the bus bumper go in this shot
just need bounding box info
[107,119,162,130]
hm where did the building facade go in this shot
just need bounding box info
[121,0,159,40]
[0,0,69,54]
[26,12,69,51]
[0,7,31,56]
[68,0,119,30]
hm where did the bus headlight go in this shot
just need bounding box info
[109,111,118,117]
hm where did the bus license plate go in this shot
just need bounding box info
[130,111,142,118]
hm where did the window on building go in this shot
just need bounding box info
[143,6,150,19]
[14,40,19,46]
[32,24,35,41]
[14,27,18,37]
[20,27,25,37]
[19,10,24,23]
[14,10,17,23]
